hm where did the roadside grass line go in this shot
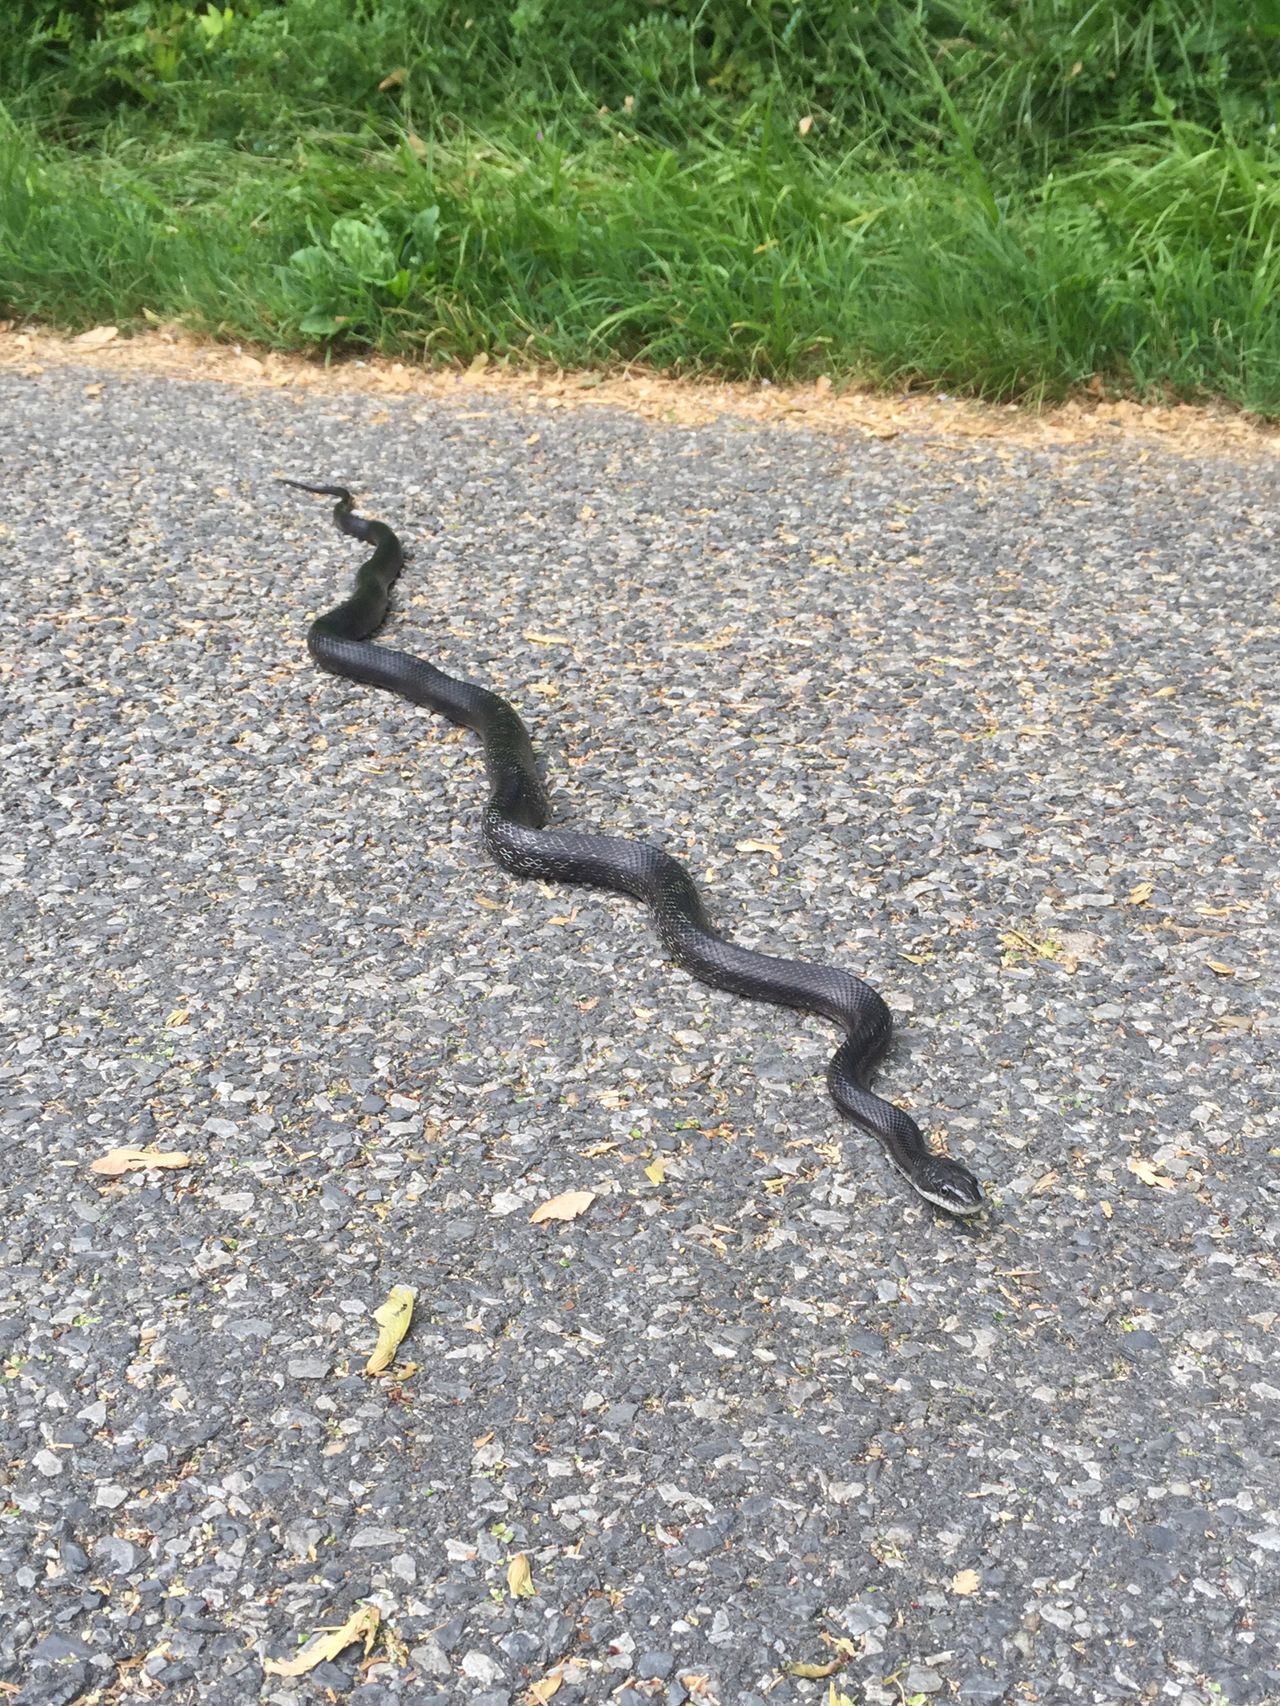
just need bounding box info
[2,111,1279,411]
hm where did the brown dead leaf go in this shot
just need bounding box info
[1100,1199,1113,1219]
[525,1669,564,1704]
[263,1603,380,1677]
[73,324,119,350]
[1127,1157,1176,1191]
[507,1553,536,1598]
[378,66,408,89]
[365,1285,415,1375]
[90,1146,194,1177]
[1029,1170,1060,1196]
[529,1189,596,1225]
[405,131,427,158]
[950,1567,982,1595]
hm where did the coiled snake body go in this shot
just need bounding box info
[284,481,984,1217]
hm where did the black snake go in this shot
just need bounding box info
[283,480,984,1218]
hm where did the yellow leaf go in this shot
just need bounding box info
[165,1008,189,1028]
[950,1567,982,1595]
[523,631,568,646]
[1127,881,1154,905]
[1205,959,1236,977]
[378,66,408,89]
[529,1189,596,1225]
[507,1553,536,1598]
[1127,1157,1176,1191]
[263,1603,380,1678]
[405,131,427,158]
[72,324,119,350]
[735,838,782,856]
[644,1159,666,1185]
[797,114,813,136]
[1100,1199,1113,1218]
[474,894,502,910]
[1029,1170,1059,1196]
[89,1146,194,1177]
[786,1658,840,1678]
[526,1670,564,1703]
[365,1285,415,1375]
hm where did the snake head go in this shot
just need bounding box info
[912,1156,985,1218]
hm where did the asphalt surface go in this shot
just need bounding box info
[1,361,1277,1706]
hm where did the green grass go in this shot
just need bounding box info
[3,1,1279,411]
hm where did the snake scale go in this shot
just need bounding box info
[283,480,984,1217]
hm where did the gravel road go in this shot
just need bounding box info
[1,360,1277,1706]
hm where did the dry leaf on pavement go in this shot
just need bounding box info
[529,1189,596,1225]
[1127,1157,1176,1190]
[263,1603,380,1677]
[89,1146,194,1177]
[365,1286,415,1375]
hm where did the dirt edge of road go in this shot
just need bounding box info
[5,321,1278,460]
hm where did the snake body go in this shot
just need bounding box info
[284,480,984,1217]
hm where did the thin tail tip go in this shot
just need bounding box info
[277,477,354,504]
